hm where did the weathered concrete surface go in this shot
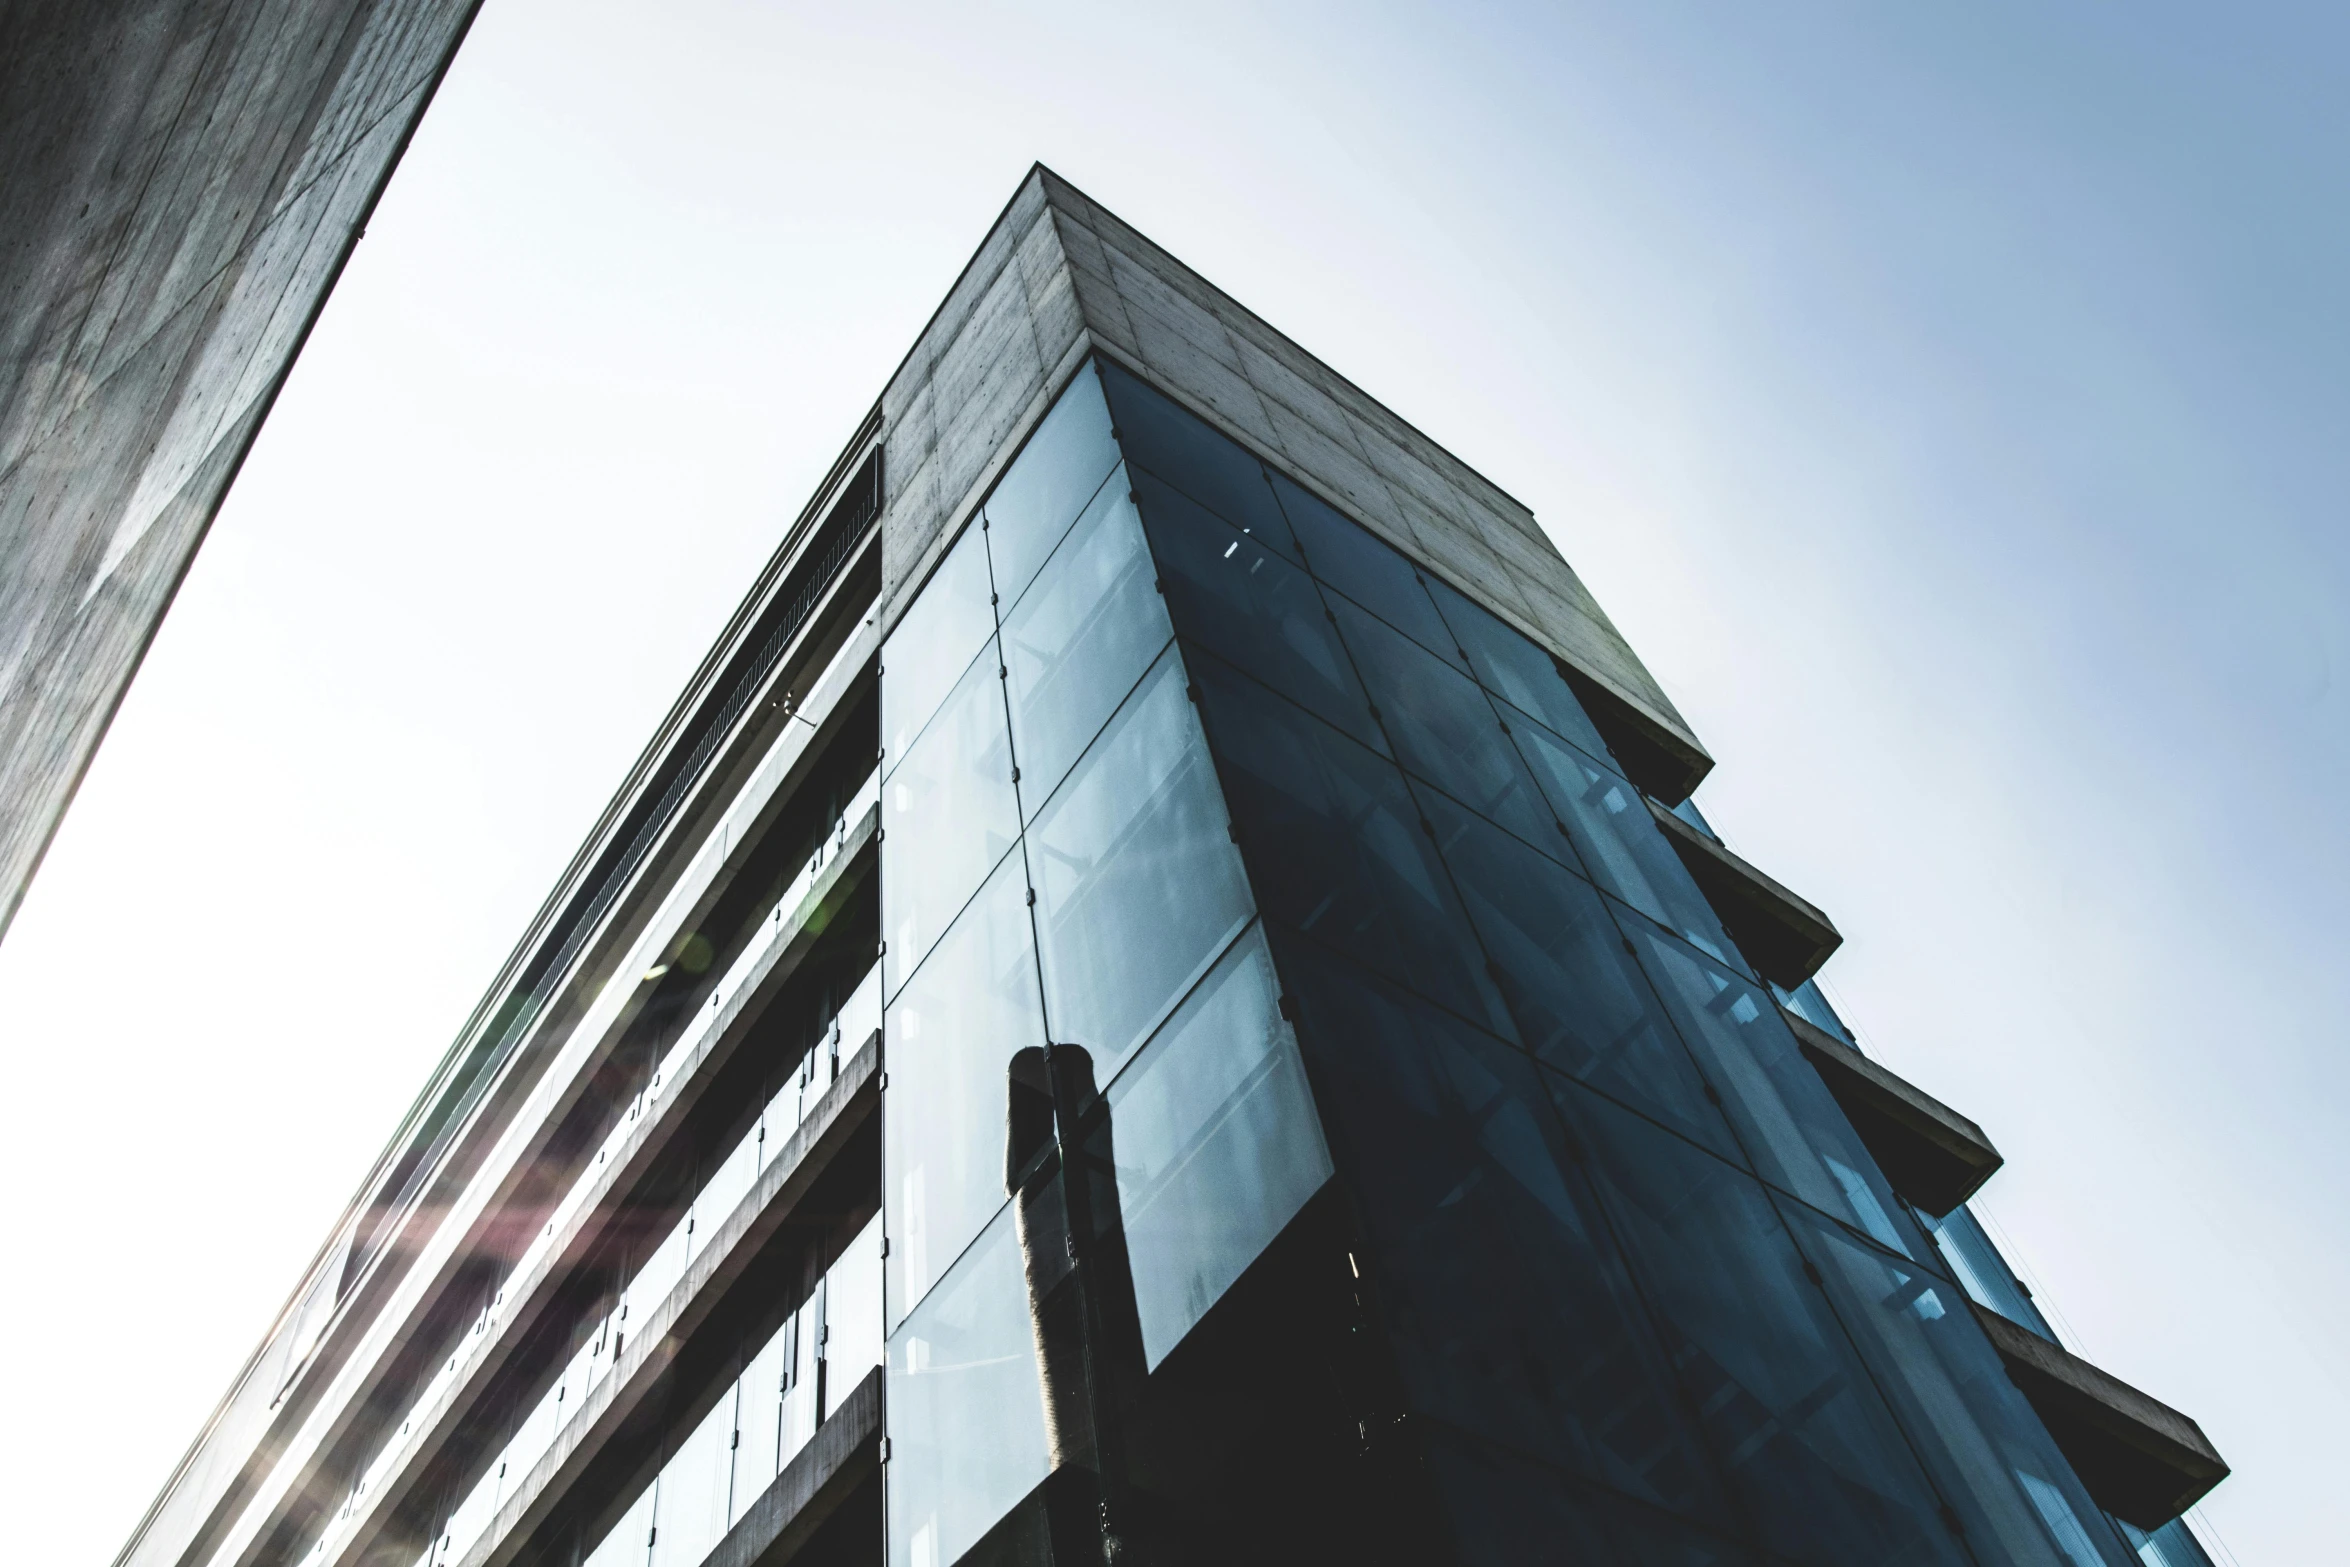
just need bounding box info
[863,166,1711,794]
[0,0,481,941]
[1779,1006,2003,1217]
[1648,795,1842,986]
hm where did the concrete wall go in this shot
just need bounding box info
[0,0,482,940]
[865,166,1707,777]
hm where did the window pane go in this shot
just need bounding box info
[731,1320,792,1527]
[823,1214,886,1410]
[1784,1200,2133,1567]
[580,1484,653,1567]
[1555,1078,1970,1567]
[886,1206,1055,1567]
[1001,471,1171,816]
[984,363,1121,611]
[1278,940,1729,1524]
[885,853,1043,1329]
[1511,715,1741,960]
[1090,925,1331,1369]
[884,525,996,763]
[1030,647,1254,1076]
[1424,574,1613,762]
[881,646,1019,997]
[1423,1426,1757,1567]
[1098,359,1298,555]
[648,1386,735,1567]
[1632,929,1939,1267]
[1416,788,1742,1164]
[1189,650,1510,1038]
[1330,595,1560,852]
[1269,469,1458,658]
[1136,469,1386,751]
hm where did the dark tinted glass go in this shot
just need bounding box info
[1414,789,1740,1164]
[1279,941,1729,1523]
[983,362,1121,611]
[883,524,996,763]
[1190,651,1509,1037]
[1330,595,1559,852]
[1134,468,1386,752]
[1424,573,1614,760]
[1423,1425,1761,1567]
[1268,470,1459,656]
[1098,359,1298,554]
[1632,929,1939,1268]
[1553,1078,1970,1567]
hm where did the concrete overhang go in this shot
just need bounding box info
[1645,799,1842,987]
[1779,1008,2002,1217]
[1971,1305,2229,1530]
[706,1366,881,1567]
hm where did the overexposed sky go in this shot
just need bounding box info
[5,3,2343,1561]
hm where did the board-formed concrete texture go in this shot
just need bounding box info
[868,167,1712,796]
[0,0,482,940]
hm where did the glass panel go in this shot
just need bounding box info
[886,1206,1055,1567]
[731,1321,792,1527]
[648,1388,736,1567]
[1090,926,1331,1368]
[881,645,1019,996]
[1423,574,1614,762]
[1330,595,1561,853]
[1098,359,1298,556]
[1000,471,1171,814]
[984,362,1121,611]
[628,1210,693,1328]
[1423,1425,1759,1567]
[885,852,1044,1329]
[1555,1078,1970,1567]
[883,524,996,765]
[1786,1200,2133,1567]
[836,956,882,1053]
[580,1485,654,1567]
[1927,1207,2057,1340]
[823,1214,886,1412]
[1030,647,1254,1075]
[1510,714,1742,960]
[1135,468,1386,751]
[1269,470,1458,658]
[1415,788,1741,1163]
[1632,929,1940,1267]
[694,1118,763,1259]
[1776,976,1856,1042]
[784,1296,819,1461]
[1276,939,1730,1523]
[1189,650,1511,1037]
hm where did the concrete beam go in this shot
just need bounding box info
[1646,798,1842,987]
[1780,1008,2003,1217]
[705,1367,881,1567]
[1972,1305,2229,1529]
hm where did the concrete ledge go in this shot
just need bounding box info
[704,1366,882,1567]
[1646,799,1841,987]
[1972,1305,2229,1529]
[1559,665,1713,805]
[1780,1009,2002,1218]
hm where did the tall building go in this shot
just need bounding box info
[114,168,2231,1567]
[0,0,480,940]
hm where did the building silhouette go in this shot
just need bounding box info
[112,167,2228,1567]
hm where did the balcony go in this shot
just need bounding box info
[1779,1008,2003,1217]
[1644,799,1841,987]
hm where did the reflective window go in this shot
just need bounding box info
[886,1206,1054,1567]
[881,647,1019,997]
[825,1214,886,1406]
[1278,940,1730,1524]
[1423,573,1614,762]
[884,525,996,763]
[731,1321,792,1527]
[580,1485,654,1567]
[984,363,1121,611]
[1927,1207,2055,1339]
[1030,648,1254,1076]
[1098,359,1298,554]
[648,1387,736,1567]
[1136,469,1386,751]
[1190,650,1511,1038]
[1269,469,1459,659]
[1423,1425,1756,1567]
[1555,1078,1970,1567]
[1785,1201,2133,1567]
[1090,926,1330,1368]
[1416,789,1741,1163]
[885,853,1043,1328]
[1331,595,1560,853]
[1632,930,1939,1266]
[1000,472,1171,815]
[1511,714,1741,959]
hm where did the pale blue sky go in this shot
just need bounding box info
[4,4,2339,1560]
